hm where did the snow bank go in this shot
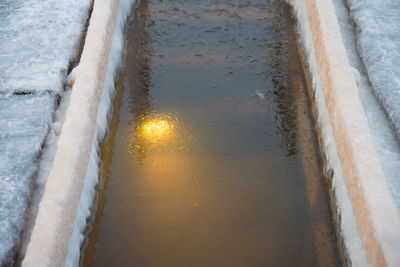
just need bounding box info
[288,0,400,266]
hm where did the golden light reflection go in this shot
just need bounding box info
[128,112,189,160]
[139,119,174,142]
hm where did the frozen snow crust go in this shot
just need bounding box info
[0,0,92,265]
[288,0,400,266]
[345,0,400,140]
[0,0,92,94]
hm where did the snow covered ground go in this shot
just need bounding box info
[0,0,92,264]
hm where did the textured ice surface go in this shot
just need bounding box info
[345,0,400,139]
[0,0,92,94]
[0,92,56,265]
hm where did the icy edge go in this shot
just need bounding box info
[332,0,400,234]
[64,0,134,265]
[287,1,368,265]
[288,0,400,266]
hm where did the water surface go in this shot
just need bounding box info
[82,0,341,266]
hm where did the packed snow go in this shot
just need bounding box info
[0,0,92,264]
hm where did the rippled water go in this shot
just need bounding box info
[81,0,341,266]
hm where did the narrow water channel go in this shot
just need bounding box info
[82,0,341,266]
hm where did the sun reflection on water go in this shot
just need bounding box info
[128,112,191,160]
[136,113,177,142]
[139,119,174,142]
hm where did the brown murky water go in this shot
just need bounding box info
[81,0,341,266]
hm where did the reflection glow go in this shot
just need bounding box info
[128,113,184,159]
[135,113,175,144]
[139,119,174,142]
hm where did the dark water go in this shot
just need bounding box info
[82,0,341,266]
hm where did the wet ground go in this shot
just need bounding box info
[81,0,341,266]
